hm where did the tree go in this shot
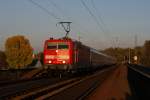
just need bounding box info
[5,35,33,69]
[102,47,136,63]
[102,48,128,63]
[142,40,150,67]
[0,50,8,69]
[38,52,44,65]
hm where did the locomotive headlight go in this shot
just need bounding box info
[62,61,66,64]
[49,60,52,63]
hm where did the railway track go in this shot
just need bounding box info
[0,78,41,88]
[0,77,68,100]
[13,77,81,100]
[11,66,115,100]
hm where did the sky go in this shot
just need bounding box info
[0,0,150,51]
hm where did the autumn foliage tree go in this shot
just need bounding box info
[102,47,138,63]
[142,40,150,67]
[0,51,8,69]
[5,35,33,69]
[102,48,130,63]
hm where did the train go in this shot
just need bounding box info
[43,37,116,73]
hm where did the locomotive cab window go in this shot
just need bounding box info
[47,42,68,49]
[47,42,57,49]
[58,43,68,49]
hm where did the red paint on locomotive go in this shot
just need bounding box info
[44,39,73,65]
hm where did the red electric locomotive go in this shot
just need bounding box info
[43,37,116,72]
[44,38,73,70]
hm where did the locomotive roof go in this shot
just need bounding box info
[46,38,72,42]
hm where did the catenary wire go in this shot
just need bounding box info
[80,0,106,33]
[28,0,61,20]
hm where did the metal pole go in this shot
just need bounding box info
[129,48,131,64]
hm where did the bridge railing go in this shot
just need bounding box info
[127,64,150,100]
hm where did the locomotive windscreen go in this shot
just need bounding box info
[58,43,68,49]
[47,42,68,49]
[47,42,57,49]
